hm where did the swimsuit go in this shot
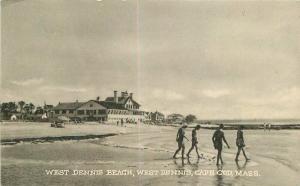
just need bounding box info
[192,129,198,145]
[236,130,245,147]
[213,129,224,150]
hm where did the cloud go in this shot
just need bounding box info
[11,78,43,86]
[0,89,21,102]
[153,89,185,101]
[202,89,231,98]
[277,87,300,103]
[39,86,87,93]
[241,86,300,107]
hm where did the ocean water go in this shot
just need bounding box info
[1,124,300,186]
[198,119,300,125]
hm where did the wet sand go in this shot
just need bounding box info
[1,122,300,186]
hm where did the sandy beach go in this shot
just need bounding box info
[1,122,300,186]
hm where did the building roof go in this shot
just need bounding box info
[168,113,184,117]
[105,96,140,106]
[44,104,54,108]
[131,99,141,106]
[152,111,164,116]
[167,113,184,118]
[53,102,85,110]
[97,101,127,110]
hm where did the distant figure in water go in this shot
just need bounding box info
[235,125,250,161]
[212,124,230,165]
[263,123,266,132]
[187,124,201,158]
[173,124,189,159]
[268,123,271,131]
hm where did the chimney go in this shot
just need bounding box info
[121,92,125,97]
[114,91,118,103]
[121,91,129,97]
[129,93,133,98]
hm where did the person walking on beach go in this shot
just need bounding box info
[212,124,230,165]
[187,125,201,158]
[235,125,250,161]
[121,118,124,127]
[173,124,189,159]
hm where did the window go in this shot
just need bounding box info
[69,110,74,114]
[55,110,59,114]
[62,110,66,114]
[77,110,84,115]
[94,110,96,114]
[98,110,106,114]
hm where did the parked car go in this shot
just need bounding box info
[70,117,82,124]
[50,118,65,128]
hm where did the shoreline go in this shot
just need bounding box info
[1,121,300,145]
[200,124,300,130]
[2,122,300,186]
[0,133,117,145]
[151,123,300,130]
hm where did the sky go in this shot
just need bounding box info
[1,0,300,119]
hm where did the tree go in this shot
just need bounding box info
[29,103,35,114]
[1,102,18,119]
[43,104,53,111]
[35,106,44,115]
[18,101,25,112]
[18,101,26,119]
[24,103,35,115]
[185,114,197,124]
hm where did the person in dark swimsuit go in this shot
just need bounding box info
[212,124,230,165]
[173,124,189,159]
[235,125,250,161]
[187,125,201,158]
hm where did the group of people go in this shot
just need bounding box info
[264,123,272,132]
[116,119,124,126]
[173,124,250,165]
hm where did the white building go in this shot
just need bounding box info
[52,91,145,123]
[100,91,144,123]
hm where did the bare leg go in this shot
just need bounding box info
[216,149,221,165]
[235,147,241,161]
[181,146,185,159]
[242,148,250,160]
[219,150,224,164]
[173,145,182,158]
[195,145,200,158]
[187,145,194,157]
